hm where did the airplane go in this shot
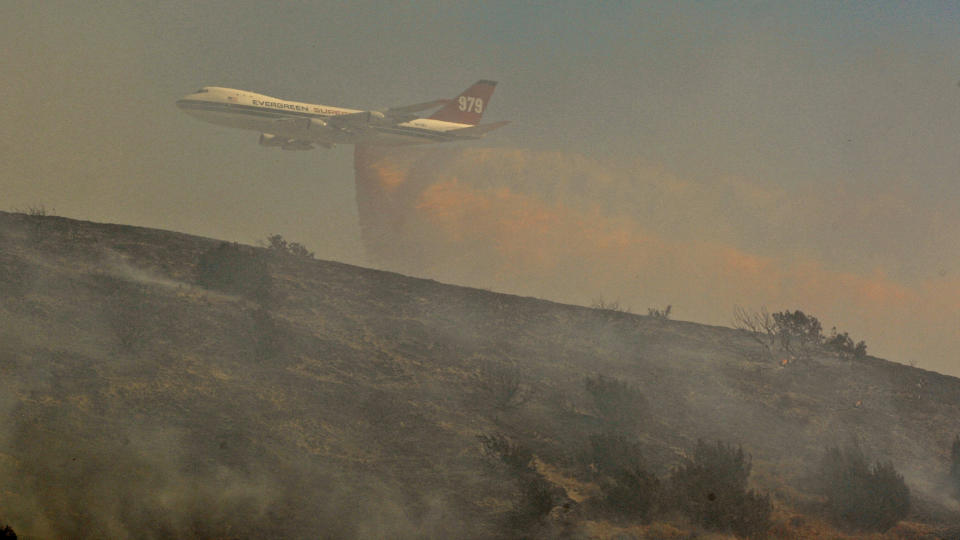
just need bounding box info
[176,80,507,150]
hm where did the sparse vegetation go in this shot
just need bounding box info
[600,465,661,522]
[733,306,867,363]
[0,254,28,300]
[247,306,286,361]
[647,305,672,319]
[474,359,531,412]
[733,306,779,357]
[584,374,648,434]
[825,328,867,360]
[12,204,51,217]
[508,474,558,533]
[478,433,558,534]
[95,276,159,354]
[818,445,910,532]
[582,431,646,477]
[771,310,822,360]
[668,440,772,538]
[591,298,631,313]
[478,432,534,474]
[2,210,956,538]
[582,432,661,522]
[263,234,315,259]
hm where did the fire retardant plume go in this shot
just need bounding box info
[353,144,960,373]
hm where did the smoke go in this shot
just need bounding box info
[354,145,960,374]
[0,220,480,539]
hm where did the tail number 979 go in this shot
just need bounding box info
[458,96,484,113]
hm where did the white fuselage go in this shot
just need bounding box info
[176,86,470,147]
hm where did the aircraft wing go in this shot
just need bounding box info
[383,99,450,116]
[326,99,452,129]
[325,111,398,131]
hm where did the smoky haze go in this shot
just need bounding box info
[355,145,960,375]
[3,2,960,375]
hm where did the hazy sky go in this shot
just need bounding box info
[3,2,960,375]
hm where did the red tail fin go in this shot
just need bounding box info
[429,80,497,125]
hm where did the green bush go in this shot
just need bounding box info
[583,432,646,476]
[584,375,647,433]
[668,440,771,538]
[818,445,910,532]
[600,465,661,522]
[825,328,867,359]
[772,310,822,358]
[264,234,314,259]
[579,432,662,522]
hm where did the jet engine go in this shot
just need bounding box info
[258,133,314,150]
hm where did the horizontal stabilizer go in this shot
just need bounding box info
[447,121,510,138]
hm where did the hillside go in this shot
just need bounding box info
[1,210,959,539]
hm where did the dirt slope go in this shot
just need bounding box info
[1,211,958,538]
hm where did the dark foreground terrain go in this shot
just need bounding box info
[1,211,959,539]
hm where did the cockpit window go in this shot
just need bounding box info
[195,88,209,94]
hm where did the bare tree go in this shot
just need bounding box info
[732,306,778,358]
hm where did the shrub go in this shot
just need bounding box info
[825,328,867,359]
[14,204,50,217]
[107,285,155,354]
[583,432,646,476]
[91,276,159,354]
[508,474,557,532]
[584,374,648,433]
[591,298,631,313]
[578,431,662,522]
[0,524,15,538]
[263,234,314,259]
[818,445,910,532]
[474,360,531,412]
[647,305,672,319]
[772,310,822,358]
[734,307,868,363]
[478,432,534,474]
[248,306,286,361]
[478,433,558,534]
[599,463,661,522]
[668,440,771,538]
[196,242,272,302]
